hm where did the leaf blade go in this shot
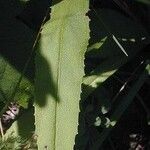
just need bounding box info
[34,0,89,149]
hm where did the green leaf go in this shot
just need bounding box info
[34,0,89,149]
[87,37,107,52]
[0,52,34,143]
[0,132,22,150]
[0,55,33,108]
[82,70,116,100]
[0,1,35,107]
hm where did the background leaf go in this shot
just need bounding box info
[0,0,35,141]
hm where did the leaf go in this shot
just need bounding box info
[34,0,89,149]
[0,0,35,107]
[82,70,116,100]
[0,1,35,141]
[0,45,34,142]
[0,132,22,150]
[87,37,107,52]
[0,52,33,109]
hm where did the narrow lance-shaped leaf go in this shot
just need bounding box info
[34,0,89,149]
